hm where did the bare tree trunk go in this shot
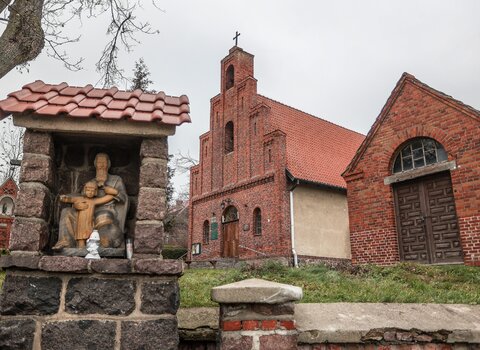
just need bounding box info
[0,0,44,79]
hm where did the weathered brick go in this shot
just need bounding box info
[223,320,241,331]
[39,256,89,273]
[14,182,52,219]
[23,130,54,156]
[140,137,168,159]
[133,258,183,275]
[9,217,49,252]
[220,334,253,350]
[136,187,166,220]
[259,334,298,350]
[134,220,163,254]
[139,159,167,188]
[19,153,54,189]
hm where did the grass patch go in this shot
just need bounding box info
[179,262,480,307]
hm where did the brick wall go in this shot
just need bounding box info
[344,76,480,265]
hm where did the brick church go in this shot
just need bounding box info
[0,177,18,249]
[188,46,364,264]
[343,73,480,266]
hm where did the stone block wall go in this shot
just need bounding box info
[0,255,182,350]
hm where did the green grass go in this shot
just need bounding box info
[179,261,480,307]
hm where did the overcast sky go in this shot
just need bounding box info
[1,0,479,193]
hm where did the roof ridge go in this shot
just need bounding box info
[258,94,364,137]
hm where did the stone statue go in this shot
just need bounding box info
[59,181,118,248]
[54,153,129,250]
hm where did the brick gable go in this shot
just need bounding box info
[344,73,480,266]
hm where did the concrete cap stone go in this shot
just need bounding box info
[211,278,303,304]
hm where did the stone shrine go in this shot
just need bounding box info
[0,81,190,349]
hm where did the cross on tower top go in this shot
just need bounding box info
[233,31,241,46]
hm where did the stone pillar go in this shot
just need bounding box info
[10,130,54,252]
[212,278,303,350]
[134,138,168,257]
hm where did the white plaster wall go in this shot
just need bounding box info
[292,184,351,259]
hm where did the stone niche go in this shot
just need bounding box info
[0,81,190,349]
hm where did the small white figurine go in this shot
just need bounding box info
[85,229,101,259]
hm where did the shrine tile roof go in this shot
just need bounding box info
[0,80,191,125]
[258,95,365,189]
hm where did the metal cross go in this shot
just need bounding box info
[233,31,241,46]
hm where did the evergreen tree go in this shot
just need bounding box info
[130,58,155,93]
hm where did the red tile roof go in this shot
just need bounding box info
[0,80,191,125]
[259,95,365,189]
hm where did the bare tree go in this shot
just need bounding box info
[0,117,24,183]
[0,0,162,87]
[174,151,198,175]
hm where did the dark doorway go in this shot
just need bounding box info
[222,206,239,258]
[393,171,463,264]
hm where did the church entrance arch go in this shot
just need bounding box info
[221,205,239,258]
[391,138,463,264]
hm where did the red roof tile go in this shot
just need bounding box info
[0,80,191,126]
[258,95,365,189]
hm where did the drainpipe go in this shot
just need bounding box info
[289,180,299,268]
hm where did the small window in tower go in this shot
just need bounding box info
[253,208,262,236]
[203,220,210,244]
[226,65,234,90]
[225,121,234,153]
[268,148,272,163]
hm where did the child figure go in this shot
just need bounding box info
[60,181,118,248]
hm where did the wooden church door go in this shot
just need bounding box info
[393,172,463,264]
[222,206,239,258]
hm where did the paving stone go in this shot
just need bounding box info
[42,320,116,350]
[65,277,136,315]
[0,275,62,315]
[0,319,36,350]
[121,318,178,350]
[141,280,180,315]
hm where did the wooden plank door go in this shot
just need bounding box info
[222,221,239,258]
[394,172,463,264]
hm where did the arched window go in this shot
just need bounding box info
[393,138,448,173]
[203,220,210,244]
[0,196,14,216]
[253,208,262,236]
[225,121,234,153]
[226,65,234,90]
